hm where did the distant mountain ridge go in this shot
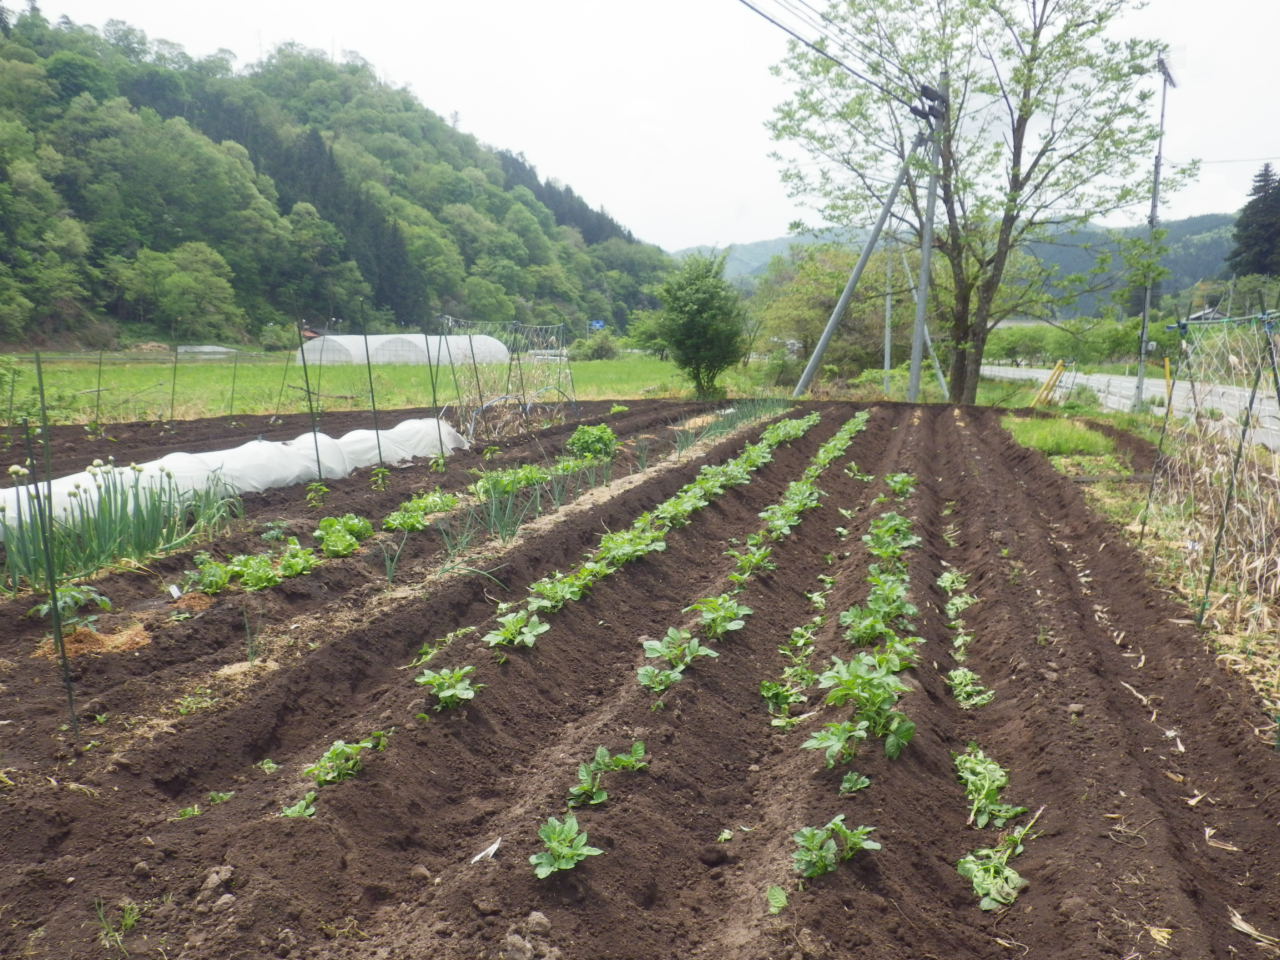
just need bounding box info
[677,213,1236,316]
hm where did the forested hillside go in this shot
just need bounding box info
[0,7,671,347]
[691,214,1234,317]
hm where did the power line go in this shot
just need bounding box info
[733,0,915,110]
[1195,156,1280,166]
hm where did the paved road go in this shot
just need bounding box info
[981,364,1280,451]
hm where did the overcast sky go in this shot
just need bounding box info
[42,0,1280,251]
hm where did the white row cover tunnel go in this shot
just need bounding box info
[297,334,511,366]
[0,418,468,543]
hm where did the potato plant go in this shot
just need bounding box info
[415,665,482,710]
[530,814,602,879]
[792,816,880,878]
[303,731,390,787]
[958,815,1040,910]
[954,745,1026,828]
[947,668,996,709]
[566,742,647,807]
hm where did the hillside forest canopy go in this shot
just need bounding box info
[0,6,672,347]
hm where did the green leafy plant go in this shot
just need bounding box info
[792,817,880,878]
[726,542,776,587]
[481,609,549,654]
[304,733,390,787]
[567,741,647,807]
[861,512,921,560]
[256,758,280,773]
[406,625,477,668]
[565,423,620,460]
[304,481,329,509]
[281,791,317,818]
[383,487,459,531]
[415,664,482,710]
[686,594,752,640]
[314,514,374,558]
[819,654,916,758]
[277,538,319,577]
[839,771,872,794]
[173,804,202,820]
[643,627,719,670]
[260,519,290,542]
[954,745,1027,828]
[207,790,234,804]
[936,569,969,594]
[231,552,281,591]
[530,813,603,878]
[28,583,111,631]
[637,664,684,695]
[884,472,917,497]
[947,668,996,709]
[369,465,391,492]
[760,679,807,718]
[176,688,217,715]
[609,404,630,415]
[188,552,232,594]
[802,720,870,768]
[766,885,789,915]
[957,814,1041,910]
[945,593,979,619]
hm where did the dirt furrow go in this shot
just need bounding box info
[945,406,1280,958]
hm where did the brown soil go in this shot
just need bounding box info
[0,402,1277,960]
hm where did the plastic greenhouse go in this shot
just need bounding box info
[297,334,510,366]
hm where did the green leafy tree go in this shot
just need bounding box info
[770,0,1182,403]
[656,254,746,399]
[1227,164,1280,278]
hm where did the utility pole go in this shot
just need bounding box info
[1132,56,1176,412]
[908,73,947,403]
[882,249,893,395]
[791,131,928,397]
[792,81,948,398]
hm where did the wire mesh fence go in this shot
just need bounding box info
[1144,315,1280,641]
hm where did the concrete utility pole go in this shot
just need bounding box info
[907,73,947,403]
[791,131,928,397]
[1132,56,1176,412]
[883,249,894,395]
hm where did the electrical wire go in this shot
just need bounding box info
[733,0,916,110]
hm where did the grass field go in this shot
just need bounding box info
[4,349,1052,424]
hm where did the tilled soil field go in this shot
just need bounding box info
[1,402,1278,960]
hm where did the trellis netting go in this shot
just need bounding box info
[297,334,510,366]
[1144,315,1280,635]
[0,417,467,543]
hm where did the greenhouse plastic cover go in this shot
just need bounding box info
[0,418,467,542]
[297,334,510,366]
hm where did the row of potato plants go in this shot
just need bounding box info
[952,742,1042,910]
[483,411,824,658]
[767,472,922,894]
[935,568,996,708]
[529,411,876,878]
[931,542,1042,911]
[635,412,874,703]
